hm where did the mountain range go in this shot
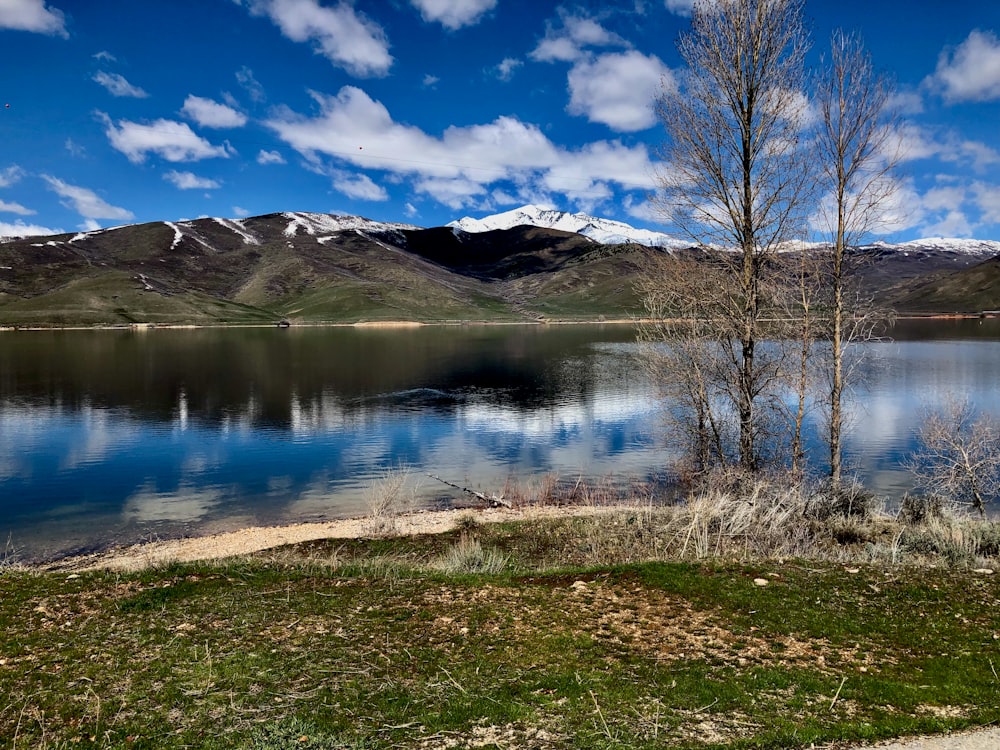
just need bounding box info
[0,205,998,326]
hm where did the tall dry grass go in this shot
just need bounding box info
[364,466,417,536]
[537,470,1000,569]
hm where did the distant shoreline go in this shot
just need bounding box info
[1,313,996,333]
[0,318,645,332]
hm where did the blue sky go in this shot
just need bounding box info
[1,0,1000,241]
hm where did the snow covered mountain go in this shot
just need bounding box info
[448,204,691,250]
[280,211,418,237]
[866,237,1000,257]
[449,204,1000,258]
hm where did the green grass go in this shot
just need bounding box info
[3,519,1000,750]
[0,272,279,326]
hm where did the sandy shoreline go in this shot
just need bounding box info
[38,504,620,573]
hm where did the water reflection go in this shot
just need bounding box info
[1,320,998,560]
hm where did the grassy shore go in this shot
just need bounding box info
[3,487,1000,750]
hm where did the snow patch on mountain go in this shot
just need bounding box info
[163,222,185,250]
[214,217,260,245]
[883,238,1000,256]
[283,212,417,238]
[65,224,138,243]
[448,204,690,249]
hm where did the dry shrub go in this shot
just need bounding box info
[898,494,947,526]
[805,479,880,521]
[409,470,998,568]
[667,475,815,559]
[909,397,1000,518]
[364,466,416,536]
[900,515,1000,567]
[0,535,22,573]
[536,473,561,505]
[437,535,509,574]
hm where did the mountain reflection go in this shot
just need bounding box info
[0,325,634,428]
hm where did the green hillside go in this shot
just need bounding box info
[1,212,997,327]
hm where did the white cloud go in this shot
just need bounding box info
[0,0,67,37]
[809,176,921,239]
[922,210,974,238]
[490,189,520,206]
[163,170,222,190]
[98,113,232,163]
[181,95,247,128]
[890,123,1000,172]
[546,140,655,192]
[410,0,496,30]
[926,30,1000,103]
[973,182,1000,225]
[242,0,392,77]
[257,149,286,165]
[889,123,941,163]
[862,179,925,235]
[567,51,672,132]
[0,166,25,188]
[233,206,250,217]
[80,218,101,232]
[422,73,440,87]
[921,184,967,213]
[531,12,626,63]
[41,175,134,220]
[495,57,522,82]
[414,176,486,209]
[954,139,1000,173]
[265,85,658,209]
[0,220,62,238]
[92,71,148,98]
[236,66,266,103]
[332,170,388,201]
[888,89,924,115]
[663,0,695,15]
[623,193,665,224]
[93,50,116,62]
[404,202,419,217]
[64,138,85,157]
[0,199,35,215]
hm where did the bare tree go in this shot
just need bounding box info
[786,248,824,477]
[638,252,734,474]
[653,0,813,472]
[813,30,899,488]
[909,397,1000,518]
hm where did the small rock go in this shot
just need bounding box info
[845,568,860,574]
[570,580,589,591]
[973,568,995,575]
[66,574,80,580]
[753,578,769,587]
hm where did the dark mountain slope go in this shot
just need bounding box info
[397,225,598,279]
[888,254,1000,312]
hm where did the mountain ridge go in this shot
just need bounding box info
[1,206,998,326]
[4,203,1000,257]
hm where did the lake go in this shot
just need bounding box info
[2,319,998,561]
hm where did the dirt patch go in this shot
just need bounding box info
[40,506,626,573]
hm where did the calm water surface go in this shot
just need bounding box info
[2,320,998,560]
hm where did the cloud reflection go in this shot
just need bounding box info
[123,481,223,523]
